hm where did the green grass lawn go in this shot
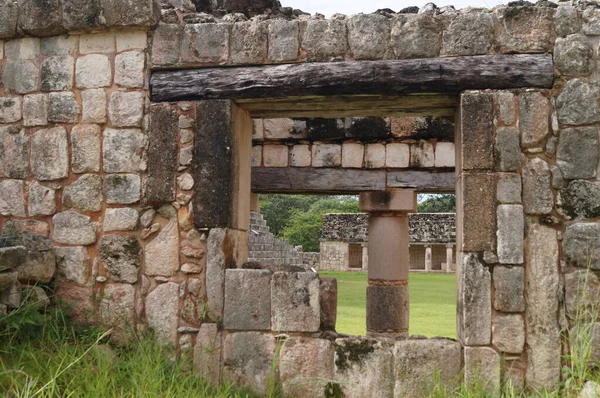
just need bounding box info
[320,271,457,338]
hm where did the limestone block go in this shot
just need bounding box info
[224,269,271,330]
[193,323,221,384]
[0,179,25,216]
[302,19,347,61]
[116,31,148,52]
[333,338,394,398]
[98,235,141,283]
[391,14,441,59]
[519,92,550,148]
[271,271,320,332]
[564,222,600,270]
[526,223,561,390]
[5,37,39,59]
[495,6,555,53]
[145,221,179,276]
[460,173,496,252]
[464,347,500,395]
[31,127,69,181]
[557,127,598,180]
[0,1,18,39]
[109,92,145,127]
[393,339,462,397]
[2,59,40,94]
[63,174,103,212]
[54,246,90,285]
[460,92,494,170]
[4,220,50,237]
[367,285,408,333]
[206,228,226,319]
[365,143,386,169]
[289,145,311,167]
[340,142,363,168]
[410,141,434,168]
[103,128,146,173]
[76,54,112,89]
[115,51,145,88]
[555,6,580,37]
[28,182,56,216]
[182,23,229,64]
[522,158,553,215]
[41,36,78,55]
[52,210,97,245]
[79,33,115,54]
[104,174,141,204]
[251,145,262,167]
[461,253,491,345]
[494,127,520,171]
[102,208,138,232]
[554,35,593,76]
[18,0,64,36]
[263,118,305,140]
[492,314,525,354]
[0,96,21,123]
[496,173,521,204]
[263,145,288,167]
[71,124,101,173]
[151,24,182,66]
[48,92,79,123]
[558,180,600,220]
[279,337,334,398]
[0,126,28,179]
[100,283,136,342]
[81,88,107,123]
[557,79,600,125]
[231,21,267,64]
[497,205,524,264]
[23,94,48,127]
[493,266,525,312]
[348,14,390,60]
[495,91,516,126]
[41,56,74,92]
[223,332,275,395]
[583,7,600,35]
[62,0,103,31]
[100,0,157,27]
[443,12,493,56]
[313,144,341,167]
[146,282,179,345]
[434,142,454,168]
[268,19,299,62]
[564,270,600,319]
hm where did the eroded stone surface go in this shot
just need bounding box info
[98,235,141,283]
[558,180,600,220]
[146,282,179,345]
[554,34,593,75]
[103,208,139,231]
[55,246,89,285]
[223,332,275,395]
[103,128,146,173]
[271,271,320,332]
[0,126,28,179]
[100,283,136,343]
[493,266,525,312]
[193,323,221,384]
[522,158,553,215]
[63,174,103,212]
[391,14,441,58]
[224,269,271,330]
[492,314,525,354]
[519,92,550,148]
[52,210,96,245]
[109,92,145,127]
[31,127,69,181]
[464,347,500,395]
[71,124,101,173]
[557,79,600,125]
[268,19,299,62]
[104,174,141,204]
[302,19,347,60]
[145,221,179,276]
[497,205,524,264]
[556,127,598,180]
[443,13,493,55]
[564,222,600,270]
[348,14,390,60]
[461,253,491,346]
[0,179,25,217]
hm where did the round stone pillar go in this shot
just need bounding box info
[359,190,416,339]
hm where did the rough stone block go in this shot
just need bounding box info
[268,19,299,62]
[2,59,40,93]
[493,266,525,312]
[23,94,48,127]
[76,54,112,89]
[48,91,79,123]
[41,56,74,92]
[464,347,500,395]
[144,221,179,276]
[63,174,104,212]
[100,0,157,27]
[31,127,69,181]
[497,205,524,264]
[443,12,493,55]
[0,126,28,179]
[495,6,555,53]
[271,271,320,332]
[193,323,221,384]
[5,37,39,59]
[146,282,179,345]
[460,173,496,252]
[313,144,341,167]
[223,332,275,395]
[583,7,600,35]
[460,253,491,345]
[182,23,229,64]
[103,128,146,173]
[554,35,593,76]
[104,174,141,204]
[279,337,334,398]
[333,338,394,398]
[62,0,103,30]
[0,179,25,216]
[28,182,56,216]
[224,269,271,330]
[434,142,454,168]
[71,124,101,173]
[558,180,600,220]
[0,96,21,123]
[410,141,434,168]
[151,24,181,66]
[492,314,525,354]
[81,88,107,123]
[460,92,494,170]
[109,91,145,127]
[52,210,96,245]
[306,118,345,140]
[54,246,89,285]
[231,21,267,64]
[348,14,390,60]
[99,283,136,343]
[5,220,49,236]
[557,79,600,125]
[394,339,462,397]
[365,143,386,169]
[41,36,78,55]
[342,142,365,168]
[79,33,115,54]
[522,158,553,215]
[391,14,441,59]
[367,285,408,334]
[564,270,600,319]
[557,126,598,180]
[98,234,141,283]
[519,91,550,148]
[526,223,561,390]
[496,173,521,204]
[147,103,178,203]
[206,228,226,319]
[302,19,347,61]
[495,91,516,126]
[116,31,147,52]
[5,234,54,284]
[494,127,520,171]
[555,6,581,37]
[263,145,288,167]
[289,145,311,167]
[18,0,63,36]
[564,223,600,270]
[263,118,305,140]
[0,1,18,39]
[115,51,145,88]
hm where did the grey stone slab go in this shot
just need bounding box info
[564,222,600,270]
[557,126,598,180]
[497,204,524,264]
[147,104,178,203]
[522,158,553,215]
[460,253,491,346]
[271,271,320,332]
[493,266,525,312]
[224,269,271,330]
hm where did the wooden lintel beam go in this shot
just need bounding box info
[150,54,553,103]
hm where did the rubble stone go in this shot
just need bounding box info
[558,180,600,220]
[2,60,40,94]
[0,179,25,217]
[98,235,141,283]
[52,210,97,245]
[145,221,179,276]
[557,127,598,180]
[494,127,520,171]
[63,174,104,212]
[104,174,141,204]
[554,35,593,76]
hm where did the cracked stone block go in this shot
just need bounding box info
[557,79,600,125]
[302,19,347,61]
[63,174,104,212]
[31,127,69,181]
[348,14,390,60]
[271,272,319,332]
[146,282,180,345]
[493,314,525,354]
[497,204,524,264]
[0,126,28,179]
[52,210,97,245]
[554,35,593,76]
[564,222,600,270]
[71,124,101,173]
[41,56,74,92]
[391,14,441,58]
[103,208,139,232]
[100,283,136,343]
[115,51,145,88]
[267,19,299,62]
[55,246,90,285]
[145,221,179,276]
[48,92,79,123]
[464,347,500,395]
[98,235,142,283]
[0,179,25,216]
[103,128,147,172]
[0,96,22,123]
[151,24,181,66]
[2,60,40,93]
[81,88,107,124]
[104,174,141,204]
[28,182,56,216]
[495,6,555,53]
[109,91,145,127]
[522,158,553,215]
[231,21,268,64]
[312,144,341,167]
[519,92,550,148]
[223,332,275,395]
[557,126,598,180]
[443,12,493,55]
[182,23,229,64]
[224,269,271,330]
[76,54,112,88]
[23,94,48,127]
[493,266,525,312]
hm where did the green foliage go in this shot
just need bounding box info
[417,194,456,213]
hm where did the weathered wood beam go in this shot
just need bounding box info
[150,54,553,103]
[251,168,455,194]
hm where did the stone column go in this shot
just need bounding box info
[425,246,432,272]
[445,244,454,273]
[361,243,368,270]
[359,190,416,339]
